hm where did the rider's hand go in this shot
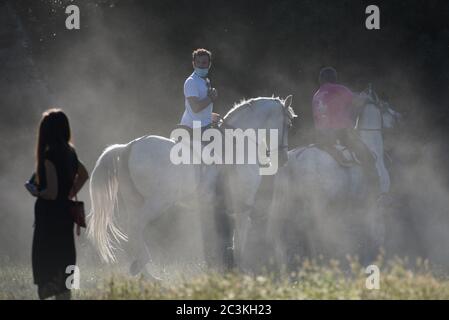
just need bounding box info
[212,112,221,123]
[208,88,218,101]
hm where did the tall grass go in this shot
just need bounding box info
[1,256,449,300]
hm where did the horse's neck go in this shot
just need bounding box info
[226,107,258,130]
[358,104,384,157]
[225,103,275,131]
[359,130,383,155]
[358,104,382,130]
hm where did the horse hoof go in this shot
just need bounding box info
[142,268,163,282]
[129,260,141,276]
[130,260,163,282]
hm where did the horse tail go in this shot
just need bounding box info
[87,143,130,263]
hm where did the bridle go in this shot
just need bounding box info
[272,104,294,154]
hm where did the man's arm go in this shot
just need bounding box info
[187,88,218,113]
[187,96,214,113]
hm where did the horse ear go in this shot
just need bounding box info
[284,95,293,108]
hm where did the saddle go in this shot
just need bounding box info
[316,143,359,167]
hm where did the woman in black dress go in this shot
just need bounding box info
[25,109,89,300]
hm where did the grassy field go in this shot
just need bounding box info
[1,256,449,300]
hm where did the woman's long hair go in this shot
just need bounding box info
[35,109,74,186]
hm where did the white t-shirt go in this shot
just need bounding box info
[180,72,213,128]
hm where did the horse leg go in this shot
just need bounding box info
[233,176,263,273]
[196,175,226,271]
[265,198,288,277]
[273,233,289,278]
[269,198,298,277]
[270,202,305,278]
[127,198,169,279]
[214,206,235,272]
[287,198,311,272]
[234,209,252,272]
[213,170,235,272]
[363,203,386,264]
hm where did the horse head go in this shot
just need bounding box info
[358,85,402,131]
[380,100,402,130]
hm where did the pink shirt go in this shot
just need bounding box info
[312,83,354,130]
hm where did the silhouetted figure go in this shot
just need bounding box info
[25,109,89,300]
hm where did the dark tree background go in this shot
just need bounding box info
[1,0,448,262]
[9,0,449,136]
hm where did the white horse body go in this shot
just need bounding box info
[268,98,400,270]
[88,96,296,276]
[128,135,202,211]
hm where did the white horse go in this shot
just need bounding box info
[268,89,401,272]
[87,96,296,277]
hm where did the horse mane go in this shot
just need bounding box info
[224,96,285,119]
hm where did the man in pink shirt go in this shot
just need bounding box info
[312,67,377,186]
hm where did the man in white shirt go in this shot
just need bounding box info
[179,49,235,269]
[180,48,219,128]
